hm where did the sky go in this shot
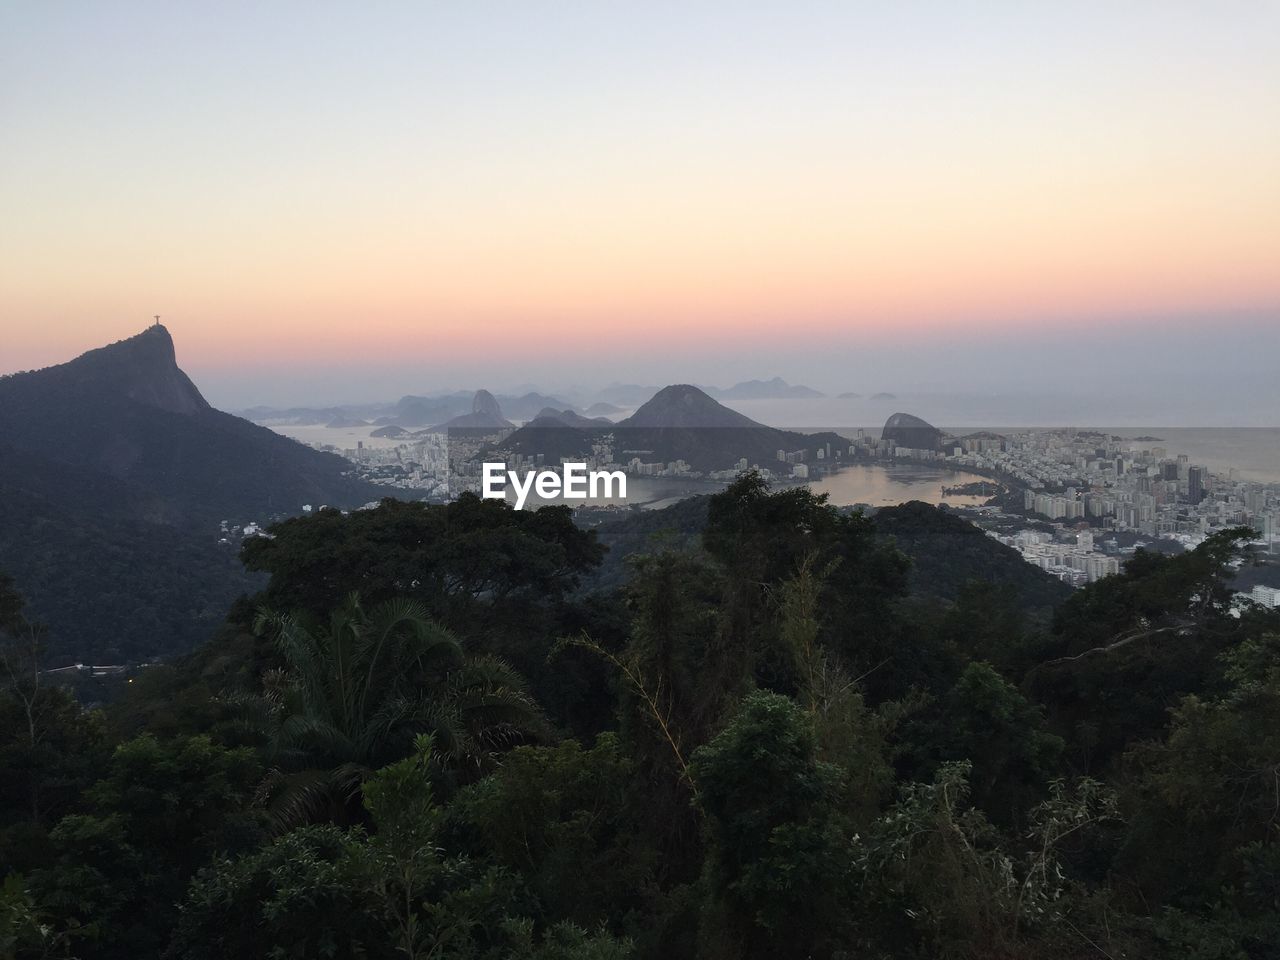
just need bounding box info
[1,2,1278,418]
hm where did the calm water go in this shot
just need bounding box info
[787,422,1280,485]
[1103,428,1280,484]
[809,464,996,508]
[268,423,407,450]
[718,398,1280,484]
[268,418,1280,484]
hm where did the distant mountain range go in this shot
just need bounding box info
[593,378,825,405]
[583,401,626,417]
[239,378,830,434]
[245,390,572,428]
[706,377,825,400]
[429,390,513,431]
[498,384,848,471]
[0,325,380,663]
[525,407,613,429]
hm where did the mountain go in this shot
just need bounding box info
[0,326,375,523]
[497,392,573,421]
[584,401,626,417]
[247,392,568,428]
[498,384,849,471]
[837,392,861,399]
[583,495,1070,613]
[622,384,773,430]
[870,392,897,401]
[242,404,390,426]
[527,407,612,428]
[871,501,1071,612]
[381,392,473,427]
[429,389,513,431]
[711,377,825,399]
[0,324,379,662]
[882,412,943,451]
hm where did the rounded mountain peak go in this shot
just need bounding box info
[622,384,760,429]
[882,412,942,450]
[472,389,503,418]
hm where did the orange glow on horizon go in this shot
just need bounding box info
[3,4,1278,376]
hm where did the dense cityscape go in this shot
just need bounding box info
[270,407,1280,601]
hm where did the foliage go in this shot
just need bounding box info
[851,763,1119,959]
[899,662,1064,826]
[241,494,602,623]
[168,739,631,960]
[241,494,605,731]
[0,873,76,960]
[0,472,261,664]
[447,734,655,929]
[4,483,1280,959]
[690,691,851,960]
[27,734,264,958]
[1032,527,1265,772]
[237,594,543,827]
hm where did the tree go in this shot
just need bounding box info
[899,662,1064,827]
[359,734,518,960]
[166,824,388,960]
[447,734,655,931]
[852,762,1120,959]
[0,574,105,876]
[29,734,263,959]
[0,574,48,775]
[690,692,851,960]
[240,495,603,624]
[1032,528,1263,772]
[702,474,913,702]
[169,741,632,960]
[1120,633,1280,907]
[239,495,605,732]
[241,594,543,828]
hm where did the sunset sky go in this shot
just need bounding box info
[2,2,1277,413]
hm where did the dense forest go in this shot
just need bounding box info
[3,474,1280,959]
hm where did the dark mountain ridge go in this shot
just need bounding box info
[0,324,379,662]
[528,407,612,428]
[4,324,209,416]
[882,412,944,451]
[585,495,1070,613]
[0,325,375,525]
[498,384,848,470]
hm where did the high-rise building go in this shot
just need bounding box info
[1188,465,1207,505]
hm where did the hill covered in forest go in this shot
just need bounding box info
[585,493,1070,614]
[0,325,378,662]
[5,476,1275,960]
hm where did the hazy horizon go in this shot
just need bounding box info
[3,3,1278,420]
